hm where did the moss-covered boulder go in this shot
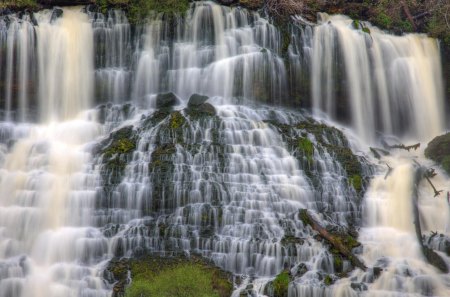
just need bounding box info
[272,270,290,297]
[425,133,450,174]
[120,255,233,297]
[95,125,137,187]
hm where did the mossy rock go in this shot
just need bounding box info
[349,174,362,192]
[272,270,290,297]
[169,111,186,129]
[425,133,450,174]
[123,255,233,297]
[323,274,334,286]
[296,137,314,162]
[95,126,137,186]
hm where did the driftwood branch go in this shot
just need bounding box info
[370,147,389,159]
[299,209,367,271]
[384,163,393,180]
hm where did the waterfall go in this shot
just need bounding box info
[308,14,445,143]
[0,2,449,297]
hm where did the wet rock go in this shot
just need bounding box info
[425,133,450,174]
[188,93,209,107]
[156,92,180,109]
[294,263,308,278]
[281,235,304,247]
[50,7,63,22]
[351,282,368,291]
[186,102,216,117]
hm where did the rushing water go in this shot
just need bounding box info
[0,2,449,297]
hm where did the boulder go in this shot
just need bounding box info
[197,102,216,116]
[425,133,450,174]
[156,92,180,109]
[188,93,209,107]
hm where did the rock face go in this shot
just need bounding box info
[425,133,450,174]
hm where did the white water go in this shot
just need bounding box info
[0,2,449,297]
[309,14,445,143]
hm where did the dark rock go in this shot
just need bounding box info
[217,0,238,5]
[197,103,216,115]
[422,246,449,273]
[425,133,450,174]
[351,282,368,291]
[188,93,209,107]
[50,7,63,22]
[295,263,308,277]
[156,92,180,109]
[186,102,216,117]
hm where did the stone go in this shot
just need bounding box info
[188,93,209,107]
[156,92,180,109]
[425,133,450,174]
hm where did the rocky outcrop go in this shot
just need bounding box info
[425,133,450,175]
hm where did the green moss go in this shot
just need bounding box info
[324,275,333,286]
[125,257,232,297]
[333,255,343,272]
[272,270,289,297]
[299,209,312,227]
[126,0,190,24]
[169,111,186,130]
[442,156,450,174]
[298,137,314,161]
[104,138,136,158]
[375,12,392,29]
[349,175,362,192]
[0,0,37,10]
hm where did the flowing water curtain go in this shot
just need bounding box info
[308,14,445,143]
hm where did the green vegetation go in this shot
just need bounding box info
[442,156,450,175]
[169,111,186,130]
[125,257,232,297]
[349,174,362,192]
[324,274,333,286]
[375,12,393,29]
[0,0,37,10]
[297,137,314,162]
[425,133,450,175]
[104,0,190,23]
[272,270,290,297]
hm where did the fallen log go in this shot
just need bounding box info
[299,209,367,271]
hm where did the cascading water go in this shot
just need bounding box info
[305,14,445,143]
[0,1,449,297]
